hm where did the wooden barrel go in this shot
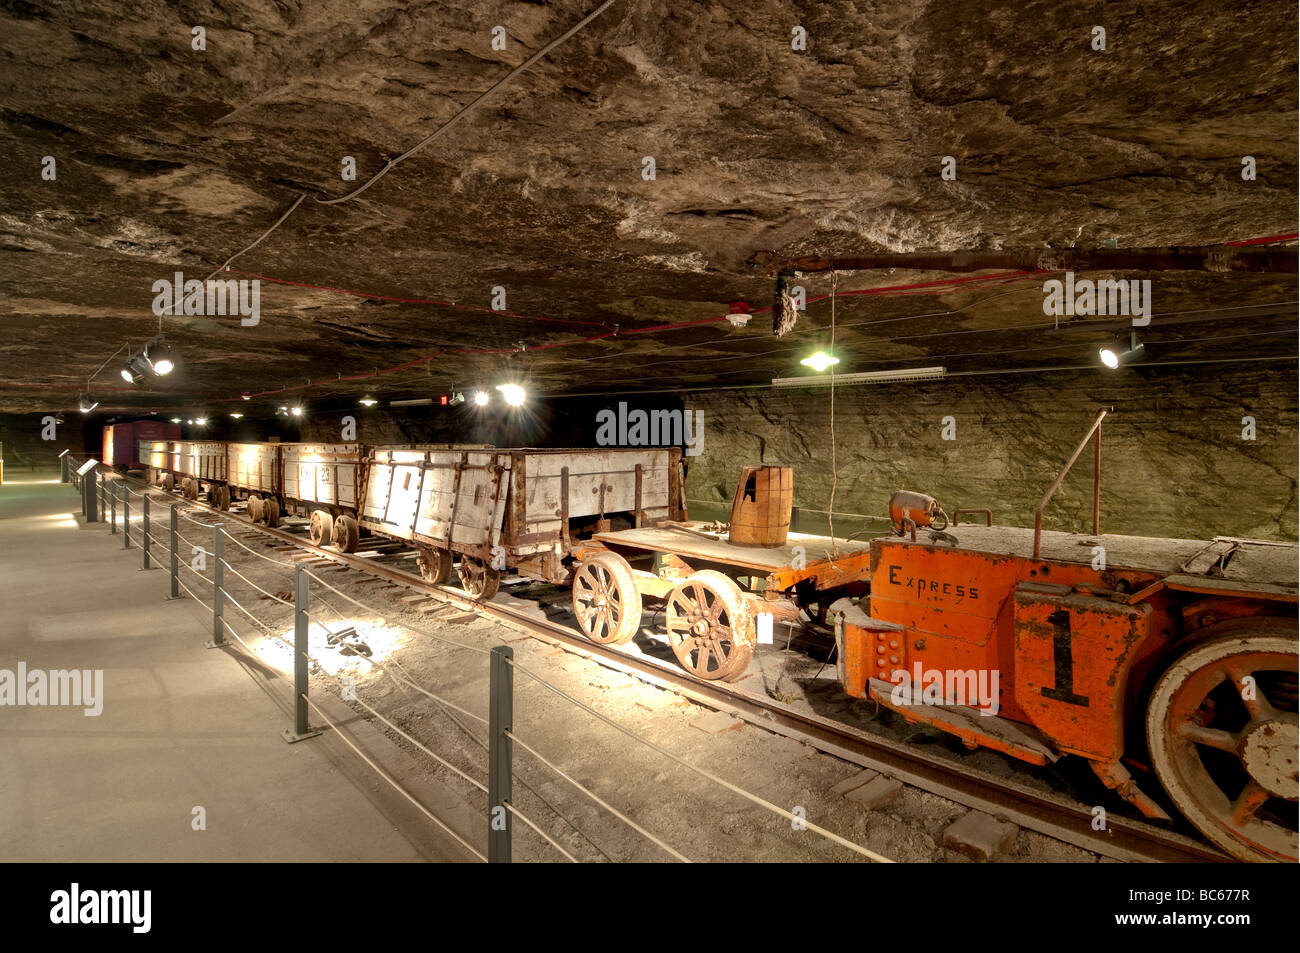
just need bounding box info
[728,466,793,546]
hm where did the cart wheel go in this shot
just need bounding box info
[264,498,280,528]
[309,509,333,545]
[1146,618,1298,863]
[162,473,174,492]
[571,552,642,645]
[247,495,264,523]
[219,485,231,511]
[458,556,500,601]
[332,514,359,553]
[665,570,756,681]
[416,544,453,584]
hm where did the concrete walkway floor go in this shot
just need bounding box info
[0,472,480,861]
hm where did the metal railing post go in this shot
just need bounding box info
[109,482,117,534]
[122,487,131,549]
[282,564,321,743]
[82,469,94,521]
[141,494,150,569]
[61,453,69,483]
[99,478,105,522]
[168,504,179,599]
[488,644,514,863]
[207,524,225,647]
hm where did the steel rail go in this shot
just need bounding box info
[130,479,1232,864]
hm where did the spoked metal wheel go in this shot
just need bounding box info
[264,497,280,528]
[457,556,500,601]
[416,544,453,584]
[309,509,333,545]
[1147,619,1298,863]
[571,552,642,645]
[664,570,756,681]
[217,485,231,511]
[247,495,264,523]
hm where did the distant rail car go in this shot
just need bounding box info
[102,420,178,469]
[143,438,367,549]
[830,410,1299,863]
[359,446,683,598]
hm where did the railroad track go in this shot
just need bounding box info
[128,476,1232,864]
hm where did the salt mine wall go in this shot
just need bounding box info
[21,361,1294,542]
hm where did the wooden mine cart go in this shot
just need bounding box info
[142,439,226,500]
[359,446,685,599]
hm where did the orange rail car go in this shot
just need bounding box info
[833,410,1298,862]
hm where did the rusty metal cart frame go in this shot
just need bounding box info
[570,525,874,681]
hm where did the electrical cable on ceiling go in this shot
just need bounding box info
[316,0,619,206]
[827,270,839,556]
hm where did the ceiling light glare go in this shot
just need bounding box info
[800,351,840,372]
[195,417,207,425]
[496,384,525,407]
[290,406,303,417]
[359,397,378,407]
[1098,346,1120,369]
[474,390,490,407]
[230,413,243,419]
[170,417,181,423]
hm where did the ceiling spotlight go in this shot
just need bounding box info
[144,337,175,375]
[800,351,840,373]
[195,417,207,425]
[359,397,378,407]
[473,390,490,407]
[242,393,252,401]
[448,391,465,406]
[290,406,303,417]
[78,393,99,414]
[170,417,181,423]
[120,352,150,384]
[1099,331,1145,370]
[230,413,243,419]
[187,418,194,424]
[496,383,525,407]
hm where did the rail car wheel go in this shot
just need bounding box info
[664,570,756,681]
[457,556,500,601]
[416,544,453,584]
[1146,619,1298,863]
[247,495,264,523]
[571,552,642,645]
[332,515,359,553]
[264,498,280,528]
[161,473,174,492]
[309,510,333,545]
[218,486,231,511]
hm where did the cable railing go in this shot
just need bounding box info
[68,466,895,864]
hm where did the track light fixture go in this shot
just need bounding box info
[120,353,150,384]
[145,337,175,375]
[1099,330,1145,370]
[78,393,99,414]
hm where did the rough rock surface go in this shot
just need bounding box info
[0,1,1295,413]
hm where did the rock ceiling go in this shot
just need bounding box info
[0,0,1295,415]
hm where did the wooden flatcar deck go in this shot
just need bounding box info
[593,523,872,573]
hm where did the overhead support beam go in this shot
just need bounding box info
[746,245,1298,277]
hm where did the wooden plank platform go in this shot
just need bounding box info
[593,523,872,573]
